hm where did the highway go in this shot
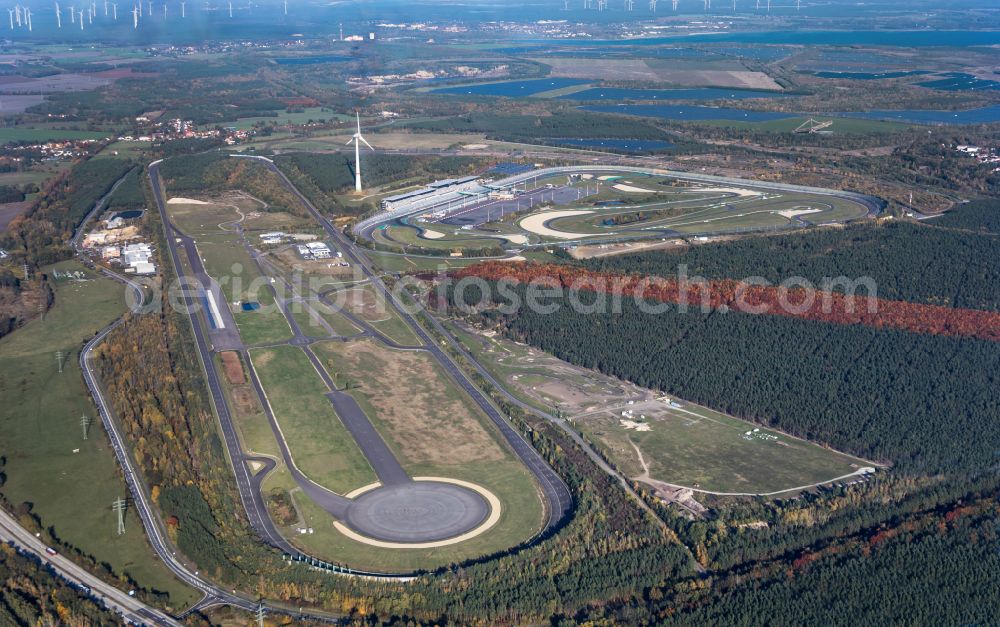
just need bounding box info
[0,507,183,626]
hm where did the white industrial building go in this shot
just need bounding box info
[380,176,484,212]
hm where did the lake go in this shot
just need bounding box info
[432,78,590,97]
[812,70,929,80]
[559,87,789,101]
[917,73,1000,91]
[835,105,1000,125]
[533,30,1000,48]
[551,138,675,152]
[580,104,797,122]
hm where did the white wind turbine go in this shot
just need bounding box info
[25,7,30,29]
[180,0,184,17]
[14,5,21,27]
[346,112,373,193]
[112,2,116,19]
[132,3,137,26]
[55,2,61,27]
[7,8,13,29]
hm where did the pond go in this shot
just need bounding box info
[559,87,789,101]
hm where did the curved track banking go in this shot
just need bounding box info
[354,164,883,248]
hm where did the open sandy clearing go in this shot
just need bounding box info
[613,183,656,193]
[777,208,824,218]
[167,197,211,204]
[421,229,446,239]
[680,187,760,198]
[495,233,529,245]
[520,210,597,239]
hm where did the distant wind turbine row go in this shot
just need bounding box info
[5,0,290,31]
[576,0,800,10]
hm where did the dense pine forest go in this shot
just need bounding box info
[579,216,1000,311]
[450,280,1000,473]
[274,152,487,216]
[927,198,1000,234]
[0,541,121,625]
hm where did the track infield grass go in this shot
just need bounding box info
[249,345,376,495]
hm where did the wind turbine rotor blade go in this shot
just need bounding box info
[360,135,373,150]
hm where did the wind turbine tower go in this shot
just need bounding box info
[104,0,107,15]
[347,112,373,193]
[25,7,30,30]
[112,2,117,19]
[79,8,83,29]
[132,4,137,27]
[8,8,14,29]
[649,0,656,10]
[181,0,185,17]
[162,3,166,17]
[14,5,20,27]
[228,0,232,17]
[283,0,287,15]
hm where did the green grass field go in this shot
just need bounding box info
[217,107,349,131]
[576,401,869,494]
[249,345,376,494]
[695,116,911,134]
[0,128,110,142]
[447,319,870,494]
[0,261,197,608]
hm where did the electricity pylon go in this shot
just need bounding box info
[113,497,126,535]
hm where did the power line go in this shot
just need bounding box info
[55,351,64,373]
[80,414,90,440]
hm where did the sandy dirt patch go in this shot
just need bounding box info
[613,183,655,193]
[496,233,529,245]
[777,208,823,218]
[421,229,446,239]
[520,210,597,239]
[681,186,760,198]
[167,197,211,205]
[220,351,245,384]
[315,340,505,467]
